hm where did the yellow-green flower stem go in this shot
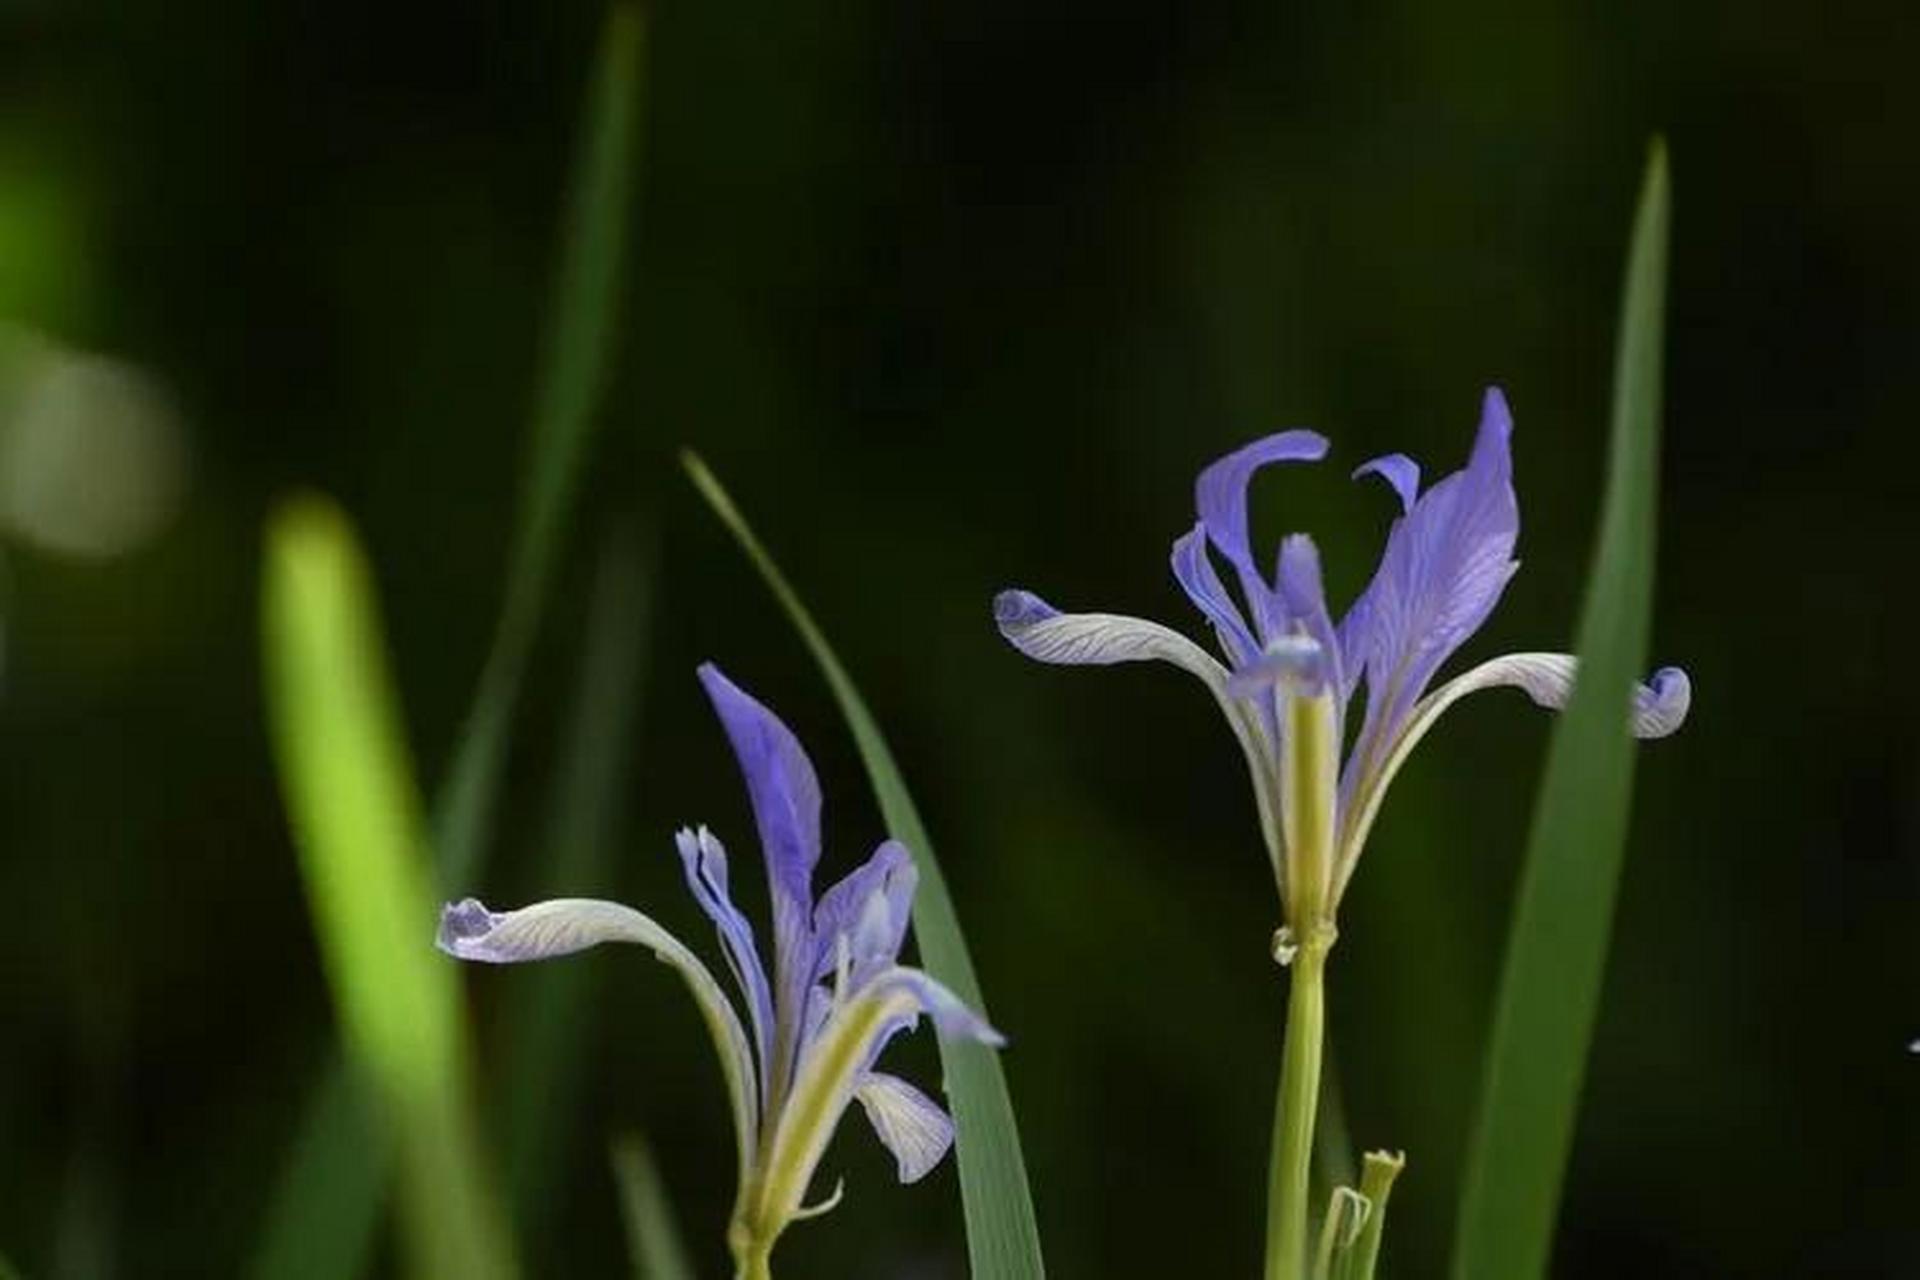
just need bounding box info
[729,981,919,1280]
[1266,926,1332,1280]
[1267,678,1341,1280]
[1348,1149,1406,1280]
[731,1239,774,1280]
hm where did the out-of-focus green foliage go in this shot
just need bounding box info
[502,530,653,1235]
[1452,142,1672,1280]
[252,9,645,1272]
[611,1135,696,1280]
[260,495,516,1280]
[437,3,646,889]
[685,453,1049,1279]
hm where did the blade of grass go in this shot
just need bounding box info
[247,1068,388,1280]
[1450,139,1672,1279]
[683,452,1048,1279]
[611,1135,696,1280]
[438,3,647,887]
[501,527,653,1238]
[261,495,517,1280]
[252,11,646,1272]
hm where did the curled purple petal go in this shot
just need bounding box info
[1171,524,1259,666]
[437,898,505,958]
[1352,453,1421,513]
[1194,429,1330,576]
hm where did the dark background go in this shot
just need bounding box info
[2,1,1915,1276]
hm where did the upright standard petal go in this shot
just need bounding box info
[1171,524,1259,666]
[697,662,825,1097]
[1343,389,1520,797]
[812,839,915,988]
[1352,453,1421,513]
[855,1072,956,1183]
[697,663,823,906]
[438,896,761,1176]
[1193,430,1329,637]
[677,826,776,1077]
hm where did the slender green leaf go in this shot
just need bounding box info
[502,528,653,1237]
[0,1249,18,1280]
[252,11,646,1272]
[247,1068,388,1280]
[611,1135,696,1280]
[1451,139,1672,1279]
[683,453,1048,1279]
[438,3,648,887]
[261,496,516,1280]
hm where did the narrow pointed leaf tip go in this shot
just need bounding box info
[1452,138,1677,1280]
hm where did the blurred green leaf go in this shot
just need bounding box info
[261,496,516,1280]
[438,3,648,887]
[610,1135,696,1280]
[247,1069,388,1280]
[502,528,653,1237]
[683,453,1048,1279]
[1450,139,1672,1279]
[251,10,646,1272]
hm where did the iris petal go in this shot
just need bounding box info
[855,1072,956,1183]
[697,662,824,1096]
[676,826,776,1081]
[1171,523,1259,666]
[1352,453,1421,513]
[994,587,1284,881]
[1342,389,1520,807]
[437,896,760,1177]
[1334,651,1692,901]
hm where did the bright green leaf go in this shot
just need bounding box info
[261,496,516,1280]
[1451,139,1672,1279]
[683,452,1048,1279]
[251,10,646,1272]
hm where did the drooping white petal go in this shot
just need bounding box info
[855,1072,955,1183]
[1333,651,1693,901]
[438,896,760,1179]
[995,589,1283,873]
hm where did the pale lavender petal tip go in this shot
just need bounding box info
[993,588,1058,633]
[1636,665,1693,738]
[437,897,504,960]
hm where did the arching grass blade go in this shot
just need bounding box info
[611,1135,696,1280]
[683,452,1047,1280]
[1450,139,1672,1280]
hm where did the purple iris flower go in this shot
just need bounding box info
[438,664,1001,1271]
[995,388,1689,934]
